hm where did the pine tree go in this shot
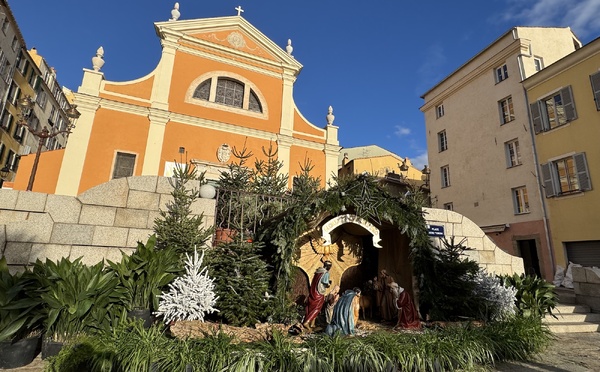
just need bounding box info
[154,161,213,254]
[155,248,219,324]
[204,240,273,326]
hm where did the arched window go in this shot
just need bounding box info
[249,90,262,113]
[215,78,244,108]
[193,79,211,100]
[189,75,264,114]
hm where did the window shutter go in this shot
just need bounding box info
[573,153,592,191]
[530,102,543,134]
[560,86,577,121]
[540,163,556,197]
[591,72,600,111]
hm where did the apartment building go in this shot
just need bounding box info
[523,37,600,269]
[420,27,581,280]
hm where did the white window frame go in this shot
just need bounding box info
[534,57,544,72]
[512,186,530,214]
[505,139,521,168]
[0,110,12,131]
[436,104,444,119]
[111,151,137,180]
[438,130,448,152]
[541,153,592,197]
[443,202,453,211]
[11,36,18,52]
[441,165,450,188]
[499,96,515,124]
[1,17,9,34]
[495,64,508,83]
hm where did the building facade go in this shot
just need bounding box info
[523,37,600,269]
[0,0,25,184]
[338,145,424,182]
[420,27,581,280]
[0,0,77,187]
[13,14,341,195]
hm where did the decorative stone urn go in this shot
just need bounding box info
[92,47,105,72]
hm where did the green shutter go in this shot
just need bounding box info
[590,72,600,111]
[540,163,556,197]
[560,86,577,121]
[573,153,591,191]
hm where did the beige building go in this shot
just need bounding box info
[420,27,581,280]
[339,145,424,183]
[523,37,600,269]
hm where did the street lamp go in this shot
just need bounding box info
[16,95,81,191]
[421,165,431,188]
[421,165,431,207]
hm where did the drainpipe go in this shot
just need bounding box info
[523,85,555,277]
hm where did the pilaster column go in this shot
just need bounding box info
[277,135,294,177]
[55,94,101,196]
[324,145,341,188]
[279,71,296,136]
[150,39,178,110]
[142,109,170,175]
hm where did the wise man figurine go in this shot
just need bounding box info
[303,260,333,330]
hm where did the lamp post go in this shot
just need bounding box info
[0,165,10,188]
[16,95,80,191]
[421,165,431,207]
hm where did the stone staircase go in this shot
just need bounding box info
[544,287,600,333]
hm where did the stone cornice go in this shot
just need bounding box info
[420,39,524,111]
[154,16,302,71]
[523,38,600,90]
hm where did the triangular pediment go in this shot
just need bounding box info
[155,16,302,72]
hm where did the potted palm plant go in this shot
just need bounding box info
[107,235,180,327]
[0,258,44,368]
[31,257,127,359]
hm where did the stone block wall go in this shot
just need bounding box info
[0,176,216,271]
[423,208,525,275]
[572,266,600,312]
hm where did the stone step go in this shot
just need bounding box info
[554,304,592,314]
[547,322,600,333]
[554,287,576,304]
[545,313,600,323]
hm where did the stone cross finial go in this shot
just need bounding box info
[326,106,335,126]
[286,39,293,55]
[92,46,105,72]
[235,6,244,16]
[170,2,180,21]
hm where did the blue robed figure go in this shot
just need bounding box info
[325,288,361,336]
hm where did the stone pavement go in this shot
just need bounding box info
[4,332,600,371]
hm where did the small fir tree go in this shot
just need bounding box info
[155,248,219,324]
[204,240,273,327]
[416,236,481,321]
[154,160,213,254]
[251,142,288,197]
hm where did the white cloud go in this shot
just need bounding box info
[394,125,411,137]
[501,0,600,38]
[410,151,429,170]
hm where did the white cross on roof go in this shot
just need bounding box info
[235,6,244,16]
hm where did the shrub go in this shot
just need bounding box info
[473,270,517,322]
[501,273,558,319]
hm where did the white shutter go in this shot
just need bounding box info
[540,163,556,197]
[573,153,592,191]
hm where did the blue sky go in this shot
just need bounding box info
[10,0,600,169]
